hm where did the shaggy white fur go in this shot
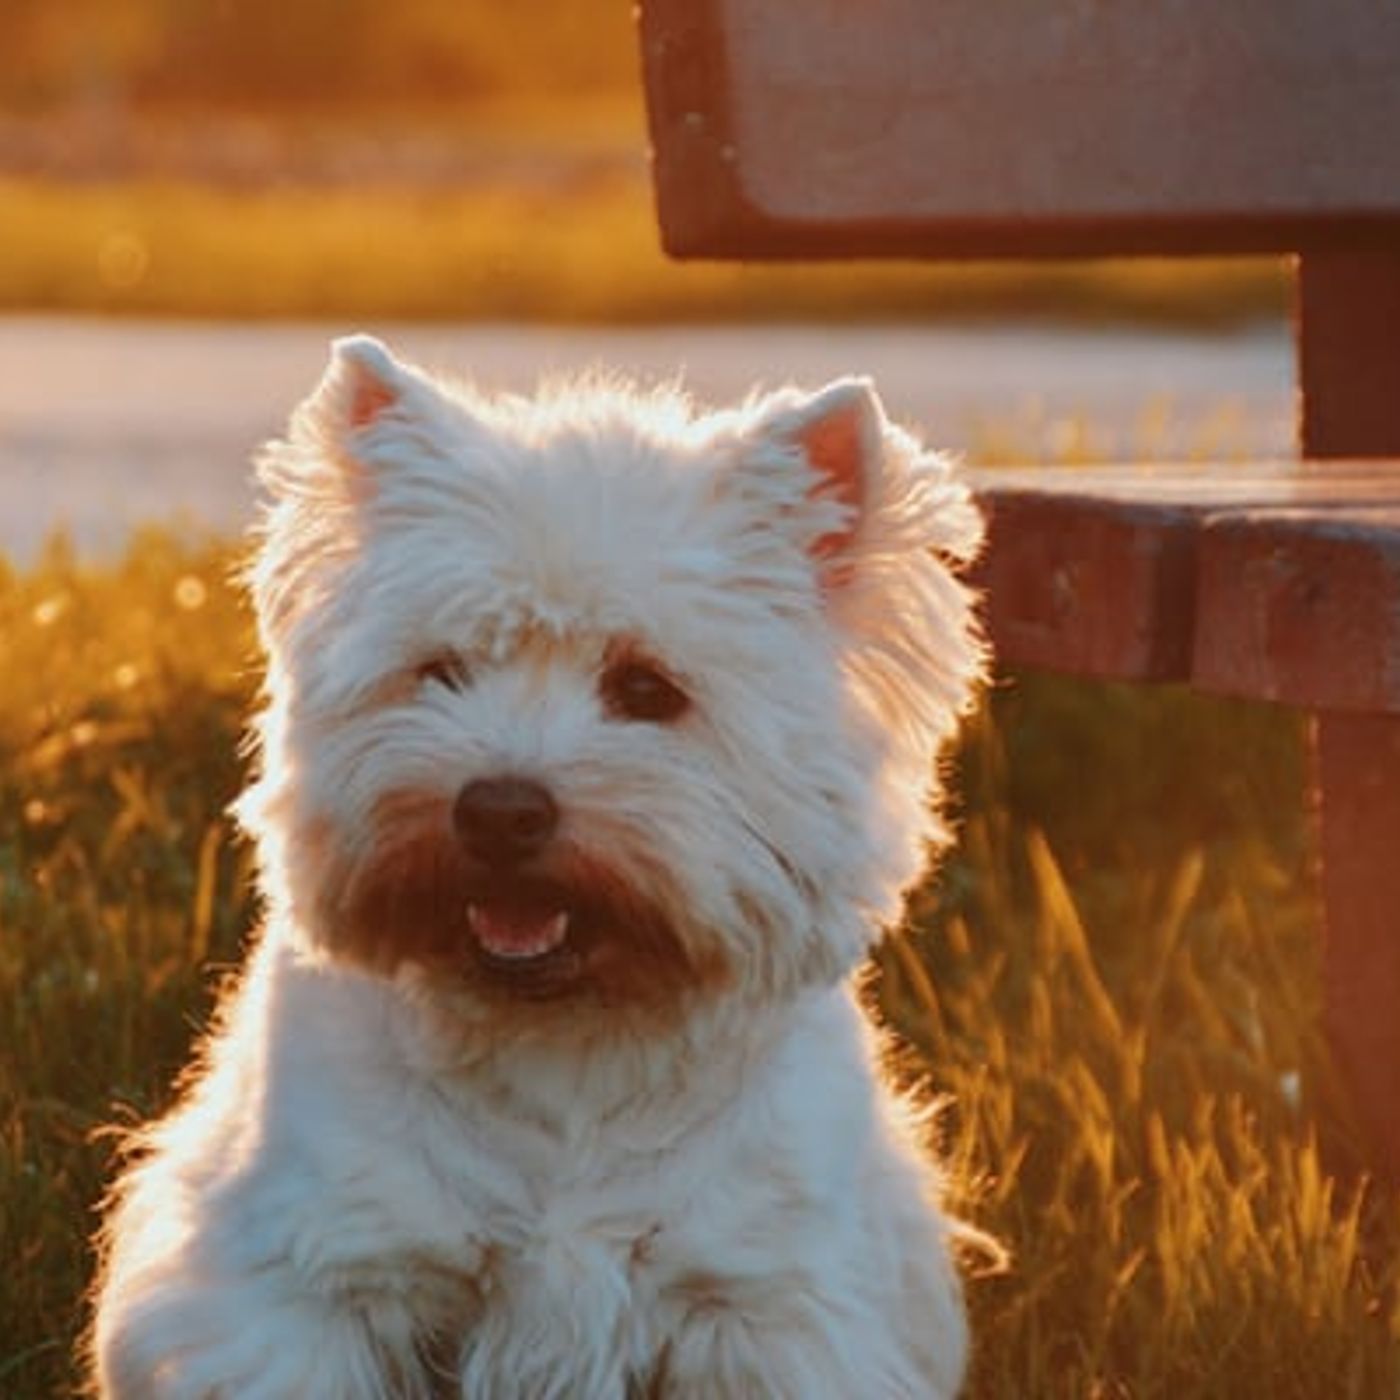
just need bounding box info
[89,336,987,1399]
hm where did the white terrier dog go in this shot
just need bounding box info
[90,336,987,1399]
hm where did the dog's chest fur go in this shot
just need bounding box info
[256,952,846,1389]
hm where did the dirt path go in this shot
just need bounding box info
[0,316,1292,560]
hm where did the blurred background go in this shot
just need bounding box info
[0,0,1299,554]
[0,0,1286,324]
[0,0,1300,557]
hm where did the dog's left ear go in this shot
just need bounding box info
[744,378,884,587]
[741,378,982,584]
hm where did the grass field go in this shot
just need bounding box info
[0,99,1290,328]
[1,529,1396,1396]
[0,171,1290,328]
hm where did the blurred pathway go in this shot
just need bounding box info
[0,316,1293,560]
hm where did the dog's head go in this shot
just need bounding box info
[239,337,983,1029]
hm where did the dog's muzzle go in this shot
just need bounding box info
[447,775,579,989]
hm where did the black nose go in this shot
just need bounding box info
[452,776,559,865]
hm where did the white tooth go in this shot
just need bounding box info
[467,906,570,959]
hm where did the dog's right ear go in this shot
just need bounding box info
[263,336,442,500]
[319,334,416,431]
[305,333,439,450]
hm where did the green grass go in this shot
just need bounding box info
[0,172,1289,327]
[887,679,1398,1396]
[2,532,1396,1396]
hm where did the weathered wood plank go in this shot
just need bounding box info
[641,0,1400,257]
[1194,507,1400,710]
[971,486,1198,682]
[968,462,1400,708]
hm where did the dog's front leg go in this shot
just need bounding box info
[96,1267,453,1400]
[649,1272,962,1400]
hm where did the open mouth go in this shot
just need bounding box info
[341,833,711,1008]
[463,884,585,992]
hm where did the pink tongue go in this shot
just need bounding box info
[467,902,569,960]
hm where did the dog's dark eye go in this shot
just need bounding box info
[416,652,470,693]
[601,659,689,723]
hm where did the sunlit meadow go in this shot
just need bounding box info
[2,524,1396,1396]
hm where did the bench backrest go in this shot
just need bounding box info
[641,0,1400,259]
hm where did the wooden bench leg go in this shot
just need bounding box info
[1296,250,1400,1178]
[1298,249,1400,458]
[1315,711,1400,1175]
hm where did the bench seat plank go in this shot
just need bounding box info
[970,461,1400,709]
[642,0,1400,257]
[1196,506,1400,710]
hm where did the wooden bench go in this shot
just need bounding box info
[638,0,1400,1174]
